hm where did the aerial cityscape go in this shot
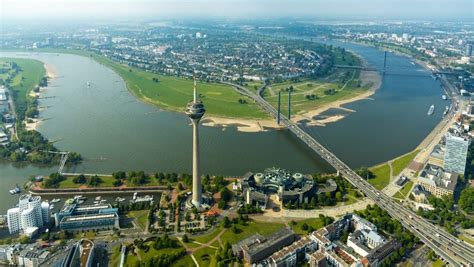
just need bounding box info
[0,0,473,266]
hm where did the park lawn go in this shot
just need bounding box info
[56,175,116,188]
[109,243,122,267]
[369,164,391,190]
[125,246,185,267]
[393,181,414,200]
[172,255,196,267]
[219,220,285,245]
[0,58,45,119]
[291,217,326,236]
[128,210,149,230]
[192,227,224,244]
[193,246,217,267]
[27,48,268,120]
[392,150,419,177]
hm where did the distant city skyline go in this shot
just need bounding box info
[1,0,472,21]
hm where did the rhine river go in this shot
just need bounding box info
[0,41,446,212]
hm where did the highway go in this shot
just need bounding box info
[224,81,474,267]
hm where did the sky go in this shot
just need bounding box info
[1,0,473,21]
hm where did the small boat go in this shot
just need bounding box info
[115,197,125,202]
[443,106,449,117]
[9,184,21,195]
[93,201,100,205]
[99,199,107,204]
[77,199,85,204]
[442,95,447,100]
[65,198,75,205]
[50,198,61,203]
[133,192,138,200]
[427,105,435,116]
[73,195,82,199]
[95,196,101,201]
[87,81,91,87]
[49,204,54,210]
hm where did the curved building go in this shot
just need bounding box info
[242,168,315,208]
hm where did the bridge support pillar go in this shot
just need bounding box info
[288,91,291,120]
[277,91,281,125]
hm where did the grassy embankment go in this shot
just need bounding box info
[368,149,419,191]
[23,48,268,120]
[0,58,45,122]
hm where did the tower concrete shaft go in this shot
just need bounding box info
[186,75,206,208]
[191,118,202,207]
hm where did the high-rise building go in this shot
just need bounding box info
[6,194,49,234]
[444,134,469,174]
[185,76,206,207]
[466,44,473,57]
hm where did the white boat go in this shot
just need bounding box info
[9,184,20,195]
[49,204,54,210]
[442,95,447,100]
[87,81,91,87]
[99,199,107,204]
[427,105,435,116]
[95,196,101,201]
[115,197,125,202]
[93,201,100,205]
[50,198,61,203]
[77,200,85,204]
[133,192,138,200]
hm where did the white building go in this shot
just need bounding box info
[6,194,49,234]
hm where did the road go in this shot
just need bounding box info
[223,81,473,267]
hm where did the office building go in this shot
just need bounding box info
[55,204,119,231]
[417,164,458,197]
[444,133,469,174]
[232,228,297,264]
[6,194,49,234]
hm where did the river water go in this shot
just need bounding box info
[0,41,445,213]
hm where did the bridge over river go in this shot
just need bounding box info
[223,81,474,267]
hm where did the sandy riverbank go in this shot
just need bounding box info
[201,67,382,132]
[202,117,283,132]
[25,63,58,131]
[293,69,382,126]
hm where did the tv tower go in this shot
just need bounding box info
[185,74,206,207]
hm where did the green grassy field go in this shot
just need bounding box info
[265,70,368,116]
[192,228,223,244]
[432,258,445,267]
[369,164,391,190]
[16,48,268,120]
[56,175,116,188]
[290,217,326,235]
[193,246,217,266]
[172,255,196,267]
[393,181,414,199]
[219,220,285,245]
[109,243,122,267]
[128,210,149,230]
[458,234,474,245]
[392,150,419,177]
[0,58,45,120]
[125,245,185,266]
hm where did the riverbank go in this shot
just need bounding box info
[293,69,381,126]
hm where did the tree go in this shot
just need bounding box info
[459,188,474,214]
[356,167,374,179]
[73,174,86,184]
[182,234,189,243]
[335,192,343,202]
